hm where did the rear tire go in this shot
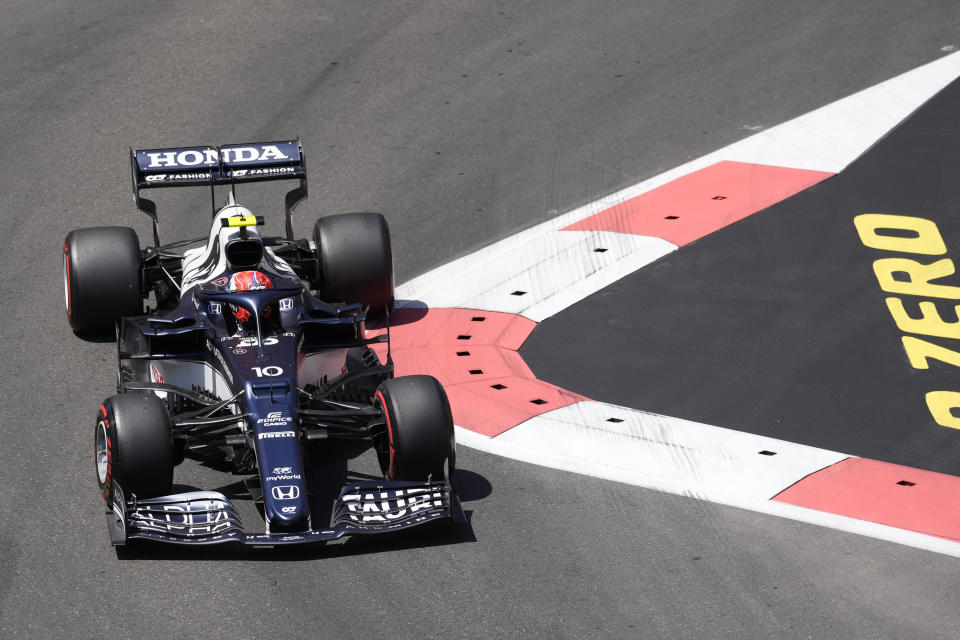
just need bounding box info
[95,393,173,502]
[375,375,455,482]
[313,212,394,317]
[64,226,143,335]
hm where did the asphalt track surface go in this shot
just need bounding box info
[2,2,960,638]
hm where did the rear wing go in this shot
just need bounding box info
[130,140,308,244]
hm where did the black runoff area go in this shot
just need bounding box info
[523,76,960,476]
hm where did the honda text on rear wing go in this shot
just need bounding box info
[131,140,307,243]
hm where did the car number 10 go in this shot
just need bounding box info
[251,366,284,377]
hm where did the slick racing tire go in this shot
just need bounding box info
[313,212,394,318]
[375,375,455,482]
[64,226,143,335]
[95,393,173,502]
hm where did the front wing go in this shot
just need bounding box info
[107,479,464,546]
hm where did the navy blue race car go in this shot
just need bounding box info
[63,140,462,546]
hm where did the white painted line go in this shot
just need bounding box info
[721,50,960,173]
[470,401,848,502]
[399,231,675,322]
[455,407,960,558]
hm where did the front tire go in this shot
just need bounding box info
[95,393,173,502]
[64,226,143,335]
[313,212,394,317]
[375,375,455,482]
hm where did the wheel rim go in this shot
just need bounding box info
[95,420,108,485]
[445,434,456,482]
[374,390,396,479]
[62,250,70,313]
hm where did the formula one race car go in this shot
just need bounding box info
[63,140,462,546]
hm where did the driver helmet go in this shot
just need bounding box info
[228,270,272,327]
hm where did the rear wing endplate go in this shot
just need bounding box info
[130,140,308,244]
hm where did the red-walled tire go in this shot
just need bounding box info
[374,375,455,482]
[95,393,173,502]
[64,226,142,335]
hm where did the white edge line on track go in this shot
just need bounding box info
[485,401,849,503]
[455,421,960,558]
